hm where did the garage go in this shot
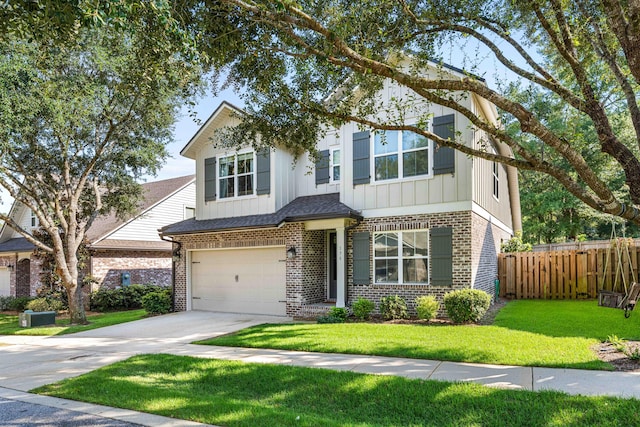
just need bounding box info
[190,246,287,316]
[0,268,9,296]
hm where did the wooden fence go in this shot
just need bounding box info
[498,245,640,299]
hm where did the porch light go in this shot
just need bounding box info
[6,264,12,271]
[287,247,297,259]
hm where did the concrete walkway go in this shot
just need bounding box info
[1,311,640,426]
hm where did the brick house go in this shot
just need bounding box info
[0,175,195,297]
[161,64,522,317]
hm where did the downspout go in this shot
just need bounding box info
[506,166,522,234]
[160,234,181,312]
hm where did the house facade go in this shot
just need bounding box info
[161,66,521,318]
[0,175,195,297]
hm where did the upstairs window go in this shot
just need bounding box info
[219,152,254,199]
[492,161,499,200]
[374,130,430,181]
[331,148,341,181]
[30,210,38,228]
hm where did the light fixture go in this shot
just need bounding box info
[6,264,13,271]
[287,247,297,259]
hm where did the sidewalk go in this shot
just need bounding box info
[167,344,640,399]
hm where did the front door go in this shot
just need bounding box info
[329,232,337,300]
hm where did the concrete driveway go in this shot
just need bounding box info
[0,311,290,391]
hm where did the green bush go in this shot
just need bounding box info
[352,297,375,320]
[141,290,172,315]
[0,296,15,311]
[328,307,349,320]
[26,297,64,312]
[8,296,33,311]
[317,315,345,324]
[90,284,168,312]
[443,289,492,324]
[415,296,440,321]
[379,295,408,320]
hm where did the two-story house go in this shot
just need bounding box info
[0,175,195,297]
[161,65,521,318]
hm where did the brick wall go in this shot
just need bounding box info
[471,212,511,300]
[346,211,473,315]
[90,250,172,290]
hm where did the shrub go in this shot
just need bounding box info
[415,296,440,321]
[443,289,492,324]
[90,284,168,312]
[7,296,33,311]
[501,232,532,253]
[352,297,375,320]
[379,295,408,320]
[328,307,349,320]
[141,290,172,315]
[317,315,344,324]
[26,297,64,312]
[0,296,15,311]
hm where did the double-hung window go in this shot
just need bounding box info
[374,230,429,284]
[374,130,430,181]
[331,148,341,182]
[492,161,499,200]
[219,152,254,199]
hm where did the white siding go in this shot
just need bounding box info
[109,182,196,241]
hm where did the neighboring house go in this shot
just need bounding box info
[160,64,522,318]
[0,175,195,297]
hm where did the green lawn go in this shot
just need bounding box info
[33,353,640,427]
[198,300,640,370]
[0,309,147,336]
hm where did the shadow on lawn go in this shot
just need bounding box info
[35,354,640,427]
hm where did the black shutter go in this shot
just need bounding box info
[256,149,271,195]
[433,114,455,175]
[353,231,371,284]
[315,149,330,185]
[352,131,370,185]
[204,157,216,201]
[431,227,453,286]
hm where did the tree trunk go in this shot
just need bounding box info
[63,271,87,325]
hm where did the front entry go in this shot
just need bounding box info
[329,232,337,300]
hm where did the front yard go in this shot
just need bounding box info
[0,309,147,336]
[34,353,640,427]
[198,300,640,371]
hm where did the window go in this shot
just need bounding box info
[492,161,499,199]
[184,207,195,219]
[374,230,429,284]
[331,148,341,181]
[374,130,430,181]
[30,210,38,228]
[219,152,254,199]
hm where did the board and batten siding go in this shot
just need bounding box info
[471,135,514,230]
[196,144,276,220]
[109,182,196,242]
[292,131,341,199]
[9,205,37,239]
[340,107,474,213]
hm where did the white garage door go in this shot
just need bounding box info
[0,268,9,296]
[190,247,287,316]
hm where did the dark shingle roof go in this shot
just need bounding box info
[160,193,361,236]
[0,238,35,253]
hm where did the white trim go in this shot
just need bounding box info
[217,150,257,200]
[361,201,472,218]
[373,229,429,285]
[330,147,341,183]
[371,128,433,184]
[471,202,514,235]
[186,250,192,311]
